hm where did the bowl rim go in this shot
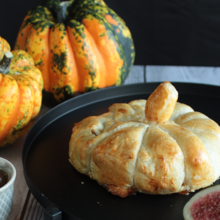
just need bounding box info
[0,157,16,193]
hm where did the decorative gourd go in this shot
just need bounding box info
[0,37,10,61]
[14,0,135,105]
[0,37,43,147]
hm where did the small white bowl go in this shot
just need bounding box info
[0,157,16,220]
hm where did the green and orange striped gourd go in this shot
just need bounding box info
[0,37,43,147]
[14,0,135,106]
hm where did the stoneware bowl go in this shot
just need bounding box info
[0,157,16,220]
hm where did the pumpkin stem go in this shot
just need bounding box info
[0,51,13,74]
[57,1,70,24]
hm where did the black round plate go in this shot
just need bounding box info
[22,82,220,220]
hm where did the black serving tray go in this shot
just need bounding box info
[22,82,220,220]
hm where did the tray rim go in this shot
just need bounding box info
[22,82,220,219]
[22,81,220,152]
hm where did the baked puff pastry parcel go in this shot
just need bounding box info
[69,81,220,197]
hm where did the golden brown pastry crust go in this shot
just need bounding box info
[69,81,220,197]
[105,184,136,197]
[145,81,178,123]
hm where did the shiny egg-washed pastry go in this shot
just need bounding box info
[69,81,220,197]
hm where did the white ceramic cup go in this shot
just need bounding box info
[0,157,16,220]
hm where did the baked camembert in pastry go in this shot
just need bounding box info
[69,81,220,197]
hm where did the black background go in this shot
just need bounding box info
[2,0,220,66]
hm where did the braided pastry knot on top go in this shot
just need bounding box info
[69,81,220,197]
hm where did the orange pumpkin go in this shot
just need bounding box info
[14,0,135,105]
[0,37,43,147]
